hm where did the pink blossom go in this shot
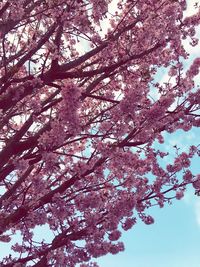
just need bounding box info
[176,190,184,200]
[0,1,200,265]
[122,218,136,231]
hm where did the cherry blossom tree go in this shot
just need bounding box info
[0,0,200,266]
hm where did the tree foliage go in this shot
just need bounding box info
[0,0,200,266]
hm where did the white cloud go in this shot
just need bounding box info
[183,190,200,228]
[182,1,200,64]
[183,190,194,205]
[194,199,200,226]
[184,0,199,18]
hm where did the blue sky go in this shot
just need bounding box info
[97,187,200,267]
